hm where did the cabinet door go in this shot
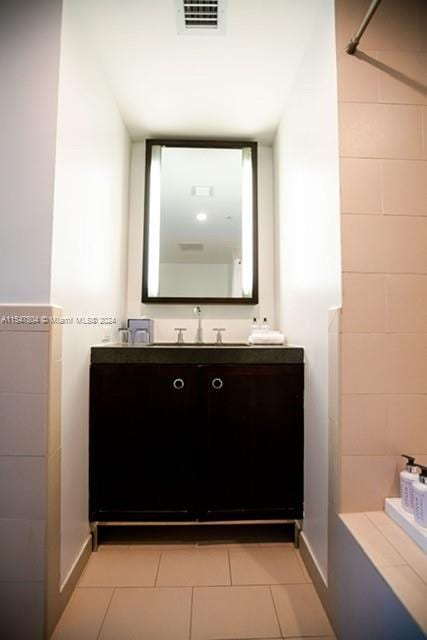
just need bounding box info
[201,364,303,520]
[90,364,198,521]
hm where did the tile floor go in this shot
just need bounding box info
[51,532,335,640]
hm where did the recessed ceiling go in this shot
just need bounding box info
[71,0,319,142]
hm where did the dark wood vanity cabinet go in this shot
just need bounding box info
[201,364,303,521]
[89,364,199,521]
[89,362,303,523]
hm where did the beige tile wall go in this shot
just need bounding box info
[335,0,427,512]
[0,306,62,639]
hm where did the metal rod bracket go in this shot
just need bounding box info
[345,0,383,55]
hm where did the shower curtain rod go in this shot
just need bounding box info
[345,0,383,54]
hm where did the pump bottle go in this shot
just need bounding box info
[400,454,420,513]
[413,464,427,528]
[261,317,271,332]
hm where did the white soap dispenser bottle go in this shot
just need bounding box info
[413,464,427,528]
[400,454,420,513]
[261,317,271,332]
[250,317,259,334]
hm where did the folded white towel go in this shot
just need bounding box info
[248,331,286,345]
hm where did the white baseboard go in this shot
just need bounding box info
[299,532,330,616]
[60,535,92,593]
[47,535,92,638]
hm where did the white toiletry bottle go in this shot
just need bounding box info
[400,454,420,513]
[413,464,427,528]
[250,317,259,333]
[261,317,271,332]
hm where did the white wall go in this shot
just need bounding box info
[50,0,130,582]
[0,0,62,303]
[159,264,230,298]
[127,143,275,342]
[273,0,341,580]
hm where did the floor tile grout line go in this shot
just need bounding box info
[227,580,309,587]
[268,583,284,639]
[77,586,116,589]
[99,540,292,549]
[95,587,115,640]
[227,548,233,585]
[78,580,310,589]
[189,586,194,640]
[154,550,162,587]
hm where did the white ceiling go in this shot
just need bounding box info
[73,0,319,142]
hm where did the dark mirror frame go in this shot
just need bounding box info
[141,138,258,305]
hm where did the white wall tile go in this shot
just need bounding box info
[0,332,48,393]
[340,158,382,214]
[337,50,379,103]
[0,393,47,456]
[339,103,423,159]
[0,518,45,581]
[342,273,386,333]
[49,322,63,363]
[0,581,44,640]
[48,361,61,455]
[382,160,427,216]
[342,214,427,274]
[0,456,46,520]
[377,51,427,106]
[0,306,52,332]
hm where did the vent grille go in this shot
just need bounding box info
[176,0,226,35]
[184,1,218,28]
[191,185,213,197]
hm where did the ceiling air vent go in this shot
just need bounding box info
[176,0,226,36]
[191,185,213,197]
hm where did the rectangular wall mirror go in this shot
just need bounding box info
[142,139,258,304]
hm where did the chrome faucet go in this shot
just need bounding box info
[193,306,203,344]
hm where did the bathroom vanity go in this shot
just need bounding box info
[89,344,304,538]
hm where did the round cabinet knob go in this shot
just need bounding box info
[211,378,224,390]
[172,378,185,390]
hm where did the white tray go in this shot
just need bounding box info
[385,498,427,554]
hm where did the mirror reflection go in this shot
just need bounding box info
[142,140,257,303]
